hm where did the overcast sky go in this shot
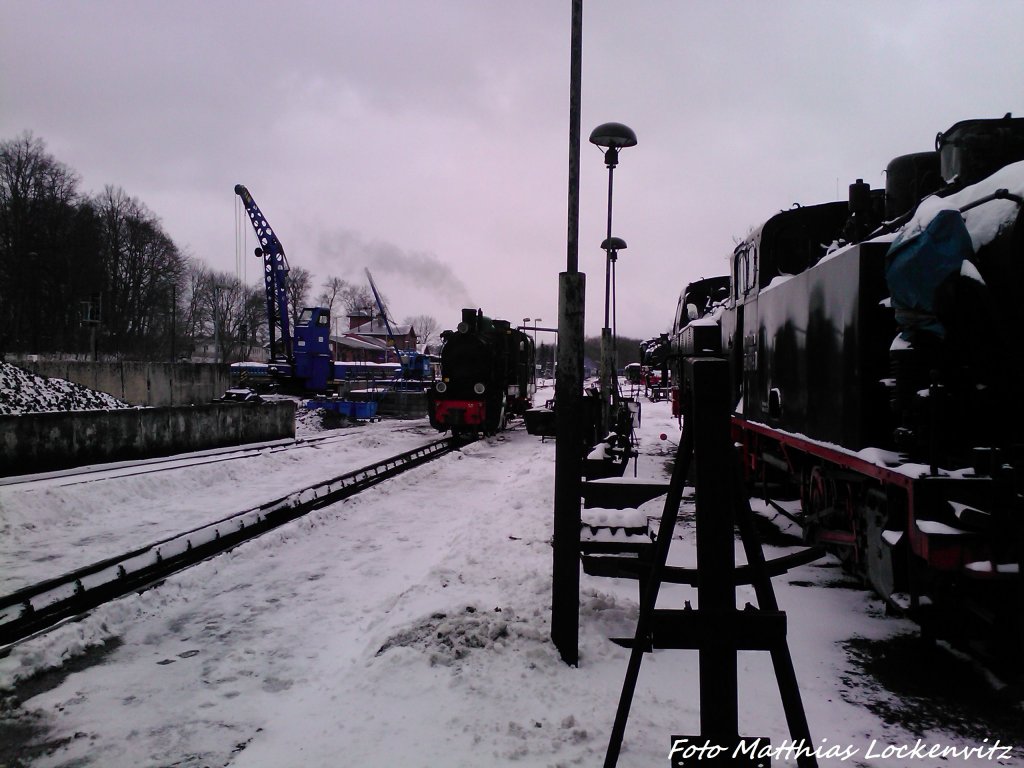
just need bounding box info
[2,1,1022,340]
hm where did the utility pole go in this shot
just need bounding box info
[552,0,586,666]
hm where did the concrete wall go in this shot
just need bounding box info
[16,360,231,407]
[0,401,296,477]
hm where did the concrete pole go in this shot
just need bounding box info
[551,0,585,666]
[553,272,585,665]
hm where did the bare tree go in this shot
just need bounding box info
[179,263,265,361]
[404,314,439,352]
[92,185,185,358]
[342,283,375,316]
[196,270,263,362]
[316,276,349,317]
[285,265,312,332]
[0,132,90,354]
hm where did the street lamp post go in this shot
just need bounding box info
[600,237,627,430]
[589,122,636,434]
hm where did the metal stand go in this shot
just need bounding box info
[603,358,820,768]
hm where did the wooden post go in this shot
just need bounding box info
[690,358,738,738]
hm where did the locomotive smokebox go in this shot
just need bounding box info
[459,308,477,333]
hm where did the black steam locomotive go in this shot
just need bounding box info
[427,309,535,436]
[670,116,1024,657]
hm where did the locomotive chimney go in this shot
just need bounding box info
[848,179,871,215]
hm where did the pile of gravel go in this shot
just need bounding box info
[0,362,129,415]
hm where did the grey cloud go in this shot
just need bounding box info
[316,229,475,309]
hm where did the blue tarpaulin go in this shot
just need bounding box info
[885,209,974,339]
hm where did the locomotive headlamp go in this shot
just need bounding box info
[473,382,486,395]
[457,322,469,333]
[436,381,447,393]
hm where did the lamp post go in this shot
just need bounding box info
[589,122,636,434]
[600,237,626,429]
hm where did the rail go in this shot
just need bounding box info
[0,436,461,651]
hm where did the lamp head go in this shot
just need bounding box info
[589,123,637,168]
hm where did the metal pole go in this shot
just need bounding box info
[565,0,582,274]
[170,285,176,362]
[611,254,618,391]
[214,286,220,364]
[600,162,615,434]
[552,0,585,666]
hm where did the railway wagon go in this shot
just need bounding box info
[669,116,1024,660]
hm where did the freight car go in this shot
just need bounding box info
[230,360,401,390]
[670,115,1024,659]
[427,308,535,436]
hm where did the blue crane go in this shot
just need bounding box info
[235,184,332,391]
[364,268,430,381]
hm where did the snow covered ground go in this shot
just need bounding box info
[1,387,1022,767]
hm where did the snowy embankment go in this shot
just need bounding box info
[0,420,441,594]
[1,391,1021,767]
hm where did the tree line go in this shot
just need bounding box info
[0,133,439,362]
[533,337,642,377]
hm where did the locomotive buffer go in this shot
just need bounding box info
[603,357,823,768]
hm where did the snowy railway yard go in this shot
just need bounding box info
[1,389,1023,766]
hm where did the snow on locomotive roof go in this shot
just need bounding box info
[900,158,1024,251]
[810,159,1024,273]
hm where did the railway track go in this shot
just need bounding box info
[0,436,463,651]
[0,429,406,488]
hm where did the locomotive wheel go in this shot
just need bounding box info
[858,489,896,601]
[801,466,830,545]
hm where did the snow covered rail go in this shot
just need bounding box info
[0,436,462,651]
[0,431,372,488]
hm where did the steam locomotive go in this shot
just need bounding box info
[427,309,535,436]
[670,116,1024,658]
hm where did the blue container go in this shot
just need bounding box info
[351,401,378,419]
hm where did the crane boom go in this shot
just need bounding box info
[364,268,430,381]
[235,184,292,362]
[364,268,398,353]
